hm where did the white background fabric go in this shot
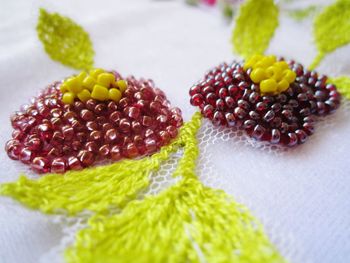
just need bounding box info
[0,0,349,262]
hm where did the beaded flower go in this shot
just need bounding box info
[189,55,341,146]
[6,69,183,174]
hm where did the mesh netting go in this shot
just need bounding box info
[38,99,350,263]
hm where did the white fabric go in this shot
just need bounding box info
[0,0,350,262]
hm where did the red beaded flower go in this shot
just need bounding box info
[5,71,183,174]
[189,56,341,146]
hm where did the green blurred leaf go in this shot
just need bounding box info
[232,0,279,59]
[310,0,350,69]
[37,8,94,70]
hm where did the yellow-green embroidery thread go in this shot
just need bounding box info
[0,114,200,216]
[329,76,350,100]
[66,178,285,263]
[37,8,94,70]
[1,112,284,262]
[232,0,279,59]
[310,0,350,69]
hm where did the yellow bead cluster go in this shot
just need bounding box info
[60,69,128,104]
[244,55,296,95]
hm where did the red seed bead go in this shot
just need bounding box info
[86,121,99,131]
[20,148,33,164]
[144,137,157,154]
[78,150,95,166]
[119,119,131,133]
[5,140,22,160]
[99,144,110,158]
[89,130,102,142]
[85,141,99,153]
[31,157,49,174]
[110,145,122,161]
[105,128,118,143]
[51,157,67,173]
[166,125,178,138]
[125,143,139,158]
[85,99,97,111]
[132,121,142,134]
[68,156,83,171]
[62,125,74,141]
[80,109,95,121]
[26,137,42,151]
[158,130,171,145]
[142,116,153,127]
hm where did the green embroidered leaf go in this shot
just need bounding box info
[66,178,285,263]
[329,76,350,100]
[310,0,350,69]
[232,0,279,59]
[37,8,94,70]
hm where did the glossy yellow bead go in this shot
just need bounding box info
[109,88,122,102]
[97,73,115,88]
[65,77,82,94]
[82,76,96,91]
[89,68,105,79]
[260,79,277,94]
[91,85,109,101]
[116,80,128,93]
[77,71,88,82]
[277,79,289,92]
[62,92,75,104]
[257,56,275,68]
[266,66,282,81]
[275,61,289,70]
[283,70,296,83]
[59,84,68,93]
[250,68,266,83]
[77,89,91,102]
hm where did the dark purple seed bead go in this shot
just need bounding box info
[256,102,267,112]
[300,108,311,117]
[225,113,236,127]
[243,120,256,130]
[296,129,308,144]
[234,107,247,119]
[202,85,215,94]
[329,90,341,100]
[317,101,326,115]
[282,110,293,120]
[270,117,282,128]
[308,77,316,86]
[280,122,289,133]
[237,99,250,111]
[262,96,275,105]
[249,111,260,120]
[238,81,249,90]
[225,96,236,108]
[271,103,281,112]
[309,101,317,113]
[289,99,299,108]
[326,84,336,91]
[249,92,260,104]
[242,89,252,100]
[234,73,245,82]
[252,125,265,140]
[228,85,239,96]
[212,111,225,126]
[216,99,225,111]
[203,105,214,119]
[288,123,298,132]
[297,93,308,102]
[315,80,325,89]
[190,94,204,106]
[288,133,298,147]
[276,94,287,103]
[303,122,315,135]
[206,93,217,106]
[283,104,293,111]
[304,116,316,124]
[315,90,327,101]
[263,110,275,122]
[270,129,281,144]
[218,88,228,99]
